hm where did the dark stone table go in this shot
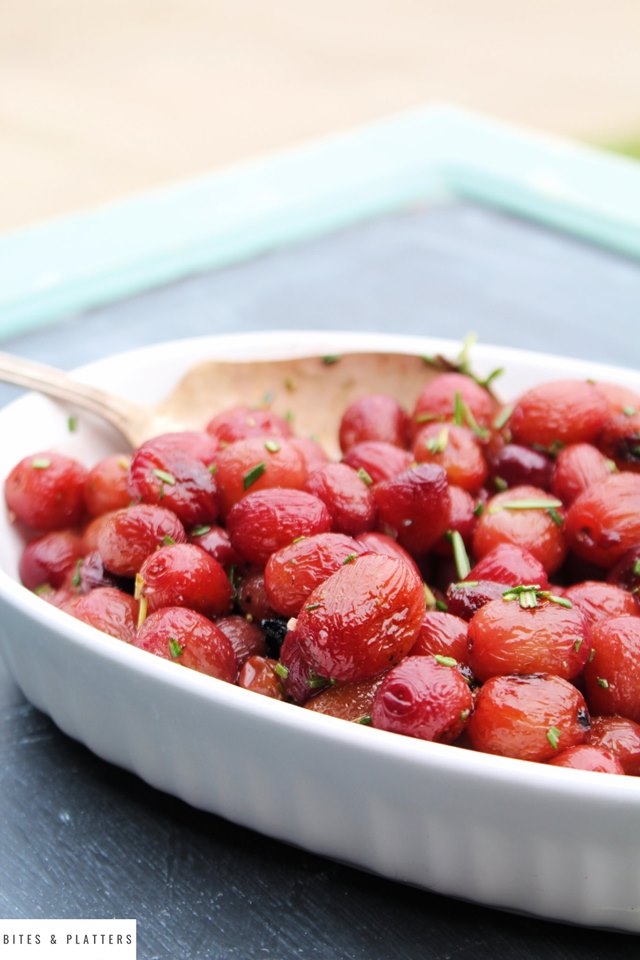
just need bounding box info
[1,202,639,958]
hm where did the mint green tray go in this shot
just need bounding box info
[1,106,639,339]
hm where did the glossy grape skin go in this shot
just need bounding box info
[373,463,451,556]
[264,532,366,618]
[304,675,384,721]
[138,543,233,617]
[19,529,83,590]
[76,550,119,593]
[294,553,425,684]
[5,452,88,531]
[214,436,307,516]
[226,489,332,567]
[237,656,285,700]
[467,597,590,682]
[413,423,488,493]
[467,543,550,589]
[562,580,639,626]
[187,524,240,568]
[564,473,640,569]
[134,606,237,681]
[214,615,267,666]
[97,504,187,577]
[583,616,640,723]
[445,580,508,621]
[412,373,497,433]
[551,443,615,505]
[304,463,376,536]
[141,430,218,464]
[81,510,118,553]
[278,628,322,705]
[508,380,609,448]
[431,486,476,558]
[410,611,470,663]
[546,744,624,774]
[597,405,640,473]
[127,444,218,527]
[341,441,412,484]
[84,454,132,516]
[372,655,473,744]
[472,485,566,575]
[354,532,422,578]
[607,545,640,594]
[206,405,293,445]
[65,586,138,644]
[487,442,553,492]
[235,569,276,622]
[288,437,330,473]
[467,674,590,762]
[589,715,640,775]
[339,394,411,452]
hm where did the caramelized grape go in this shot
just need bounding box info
[294,553,425,683]
[372,655,472,743]
[467,674,590,762]
[5,452,88,531]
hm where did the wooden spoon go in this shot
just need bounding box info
[0,350,436,456]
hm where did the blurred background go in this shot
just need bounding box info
[2,0,640,233]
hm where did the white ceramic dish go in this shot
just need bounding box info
[0,329,639,933]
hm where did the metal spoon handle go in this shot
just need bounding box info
[0,351,138,442]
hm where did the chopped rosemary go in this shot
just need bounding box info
[321,355,341,366]
[243,461,266,490]
[357,467,373,486]
[274,662,289,681]
[342,553,357,565]
[305,602,322,611]
[152,468,176,486]
[596,677,609,689]
[292,535,306,544]
[493,476,508,492]
[573,638,583,653]
[261,389,275,407]
[423,583,437,609]
[434,655,457,667]
[449,530,471,580]
[31,457,51,469]
[502,584,573,610]
[547,507,564,527]
[136,594,148,629]
[489,497,562,515]
[67,415,78,433]
[354,714,373,725]
[546,726,561,750]
[473,501,484,517]
[426,426,449,454]
[168,637,184,659]
[71,558,83,588]
[264,440,281,453]
[162,535,176,546]
[493,405,513,430]
[453,392,464,427]
[633,559,640,577]
[307,671,333,689]
[622,406,638,416]
[190,525,211,537]
[435,599,448,612]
